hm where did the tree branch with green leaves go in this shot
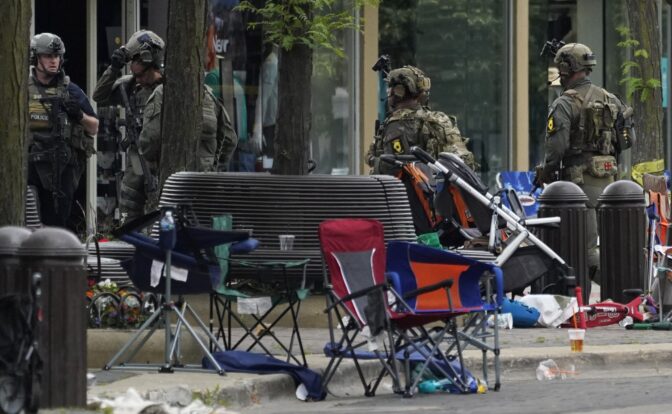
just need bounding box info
[236,0,378,57]
[616,25,662,102]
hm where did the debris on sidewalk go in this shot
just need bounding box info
[535,359,579,381]
[87,387,239,414]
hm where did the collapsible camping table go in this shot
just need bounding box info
[212,253,311,367]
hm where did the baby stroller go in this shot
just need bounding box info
[0,274,42,414]
[407,147,576,296]
[381,155,475,248]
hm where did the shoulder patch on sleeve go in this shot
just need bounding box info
[391,139,404,154]
[547,113,557,135]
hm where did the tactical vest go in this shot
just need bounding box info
[564,85,621,156]
[382,107,477,171]
[563,85,624,180]
[118,77,161,176]
[28,73,92,160]
[420,110,477,171]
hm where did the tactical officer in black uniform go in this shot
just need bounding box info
[28,33,98,229]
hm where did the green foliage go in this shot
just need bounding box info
[616,25,661,102]
[236,0,378,57]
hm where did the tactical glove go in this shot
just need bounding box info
[110,48,128,70]
[63,99,84,122]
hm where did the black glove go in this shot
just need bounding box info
[63,99,84,122]
[110,48,127,70]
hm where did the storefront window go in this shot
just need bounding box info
[379,0,509,185]
[604,1,628,98]
[310,1,359,175]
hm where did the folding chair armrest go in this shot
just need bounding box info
[402,278,453,300]
[229,238,259,253]
[324,283,388,313]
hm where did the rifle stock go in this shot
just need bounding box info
[118,85,158,194]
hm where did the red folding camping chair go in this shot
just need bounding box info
[319,219,504,397]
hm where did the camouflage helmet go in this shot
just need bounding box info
[30,33,65,65]
[554,43,596,75]
[387,65,431,99]
[124,30,165,67]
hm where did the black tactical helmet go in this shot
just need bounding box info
[387,65,431,99]
[124,30,165,68]
[30,33,65,65]
[554,43,596,76]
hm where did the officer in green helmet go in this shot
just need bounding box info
[535,42,634,289]
[93,30,166,222]
[93,30,237,222]
[28,32,98,229]
[366,65,476,175]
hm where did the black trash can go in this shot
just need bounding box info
[0,226,32,295]
[536,181,589,302]
[18,228,87,409]
[597,180,646,303]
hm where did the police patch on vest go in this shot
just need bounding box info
[547,115,556,135]
[392,139,403,154]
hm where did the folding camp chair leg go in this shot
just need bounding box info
[286,300,307,366]
[170,303,225,375]
[370,329,402,395]
[238,302,306,366]
[104,305,164,370]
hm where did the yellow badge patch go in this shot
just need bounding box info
[547,115,556,135]
[392,139,403,154]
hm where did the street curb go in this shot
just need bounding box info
[463,343,672,376]
[88,330,672,411]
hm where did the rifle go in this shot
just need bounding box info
[35,96,70,215]
[372,54,391,125]
[118,85,158,194]
[368,55,391,168]
[540,38,566,58]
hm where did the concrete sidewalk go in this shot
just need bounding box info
[85,324,672,412]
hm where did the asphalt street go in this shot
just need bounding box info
[242,364,672,414]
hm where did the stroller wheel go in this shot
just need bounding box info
[0,375,25,414]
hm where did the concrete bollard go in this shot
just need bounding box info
[18,227,87,409]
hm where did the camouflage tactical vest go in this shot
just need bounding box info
[382,107,477,171]
[420,110,477,171]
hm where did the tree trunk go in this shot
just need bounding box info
[158,0,207,187]
[0,1,31,226]
[273,43,313,175]
[626,0,664,167]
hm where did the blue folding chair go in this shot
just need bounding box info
[103,207,258,375]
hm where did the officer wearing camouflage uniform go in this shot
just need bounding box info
[366,65,476,175]
[93,30,166,222]
[139,81,238,175]
[28,33,98,229]
[93,30,237,222]
[535,43,634,285]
